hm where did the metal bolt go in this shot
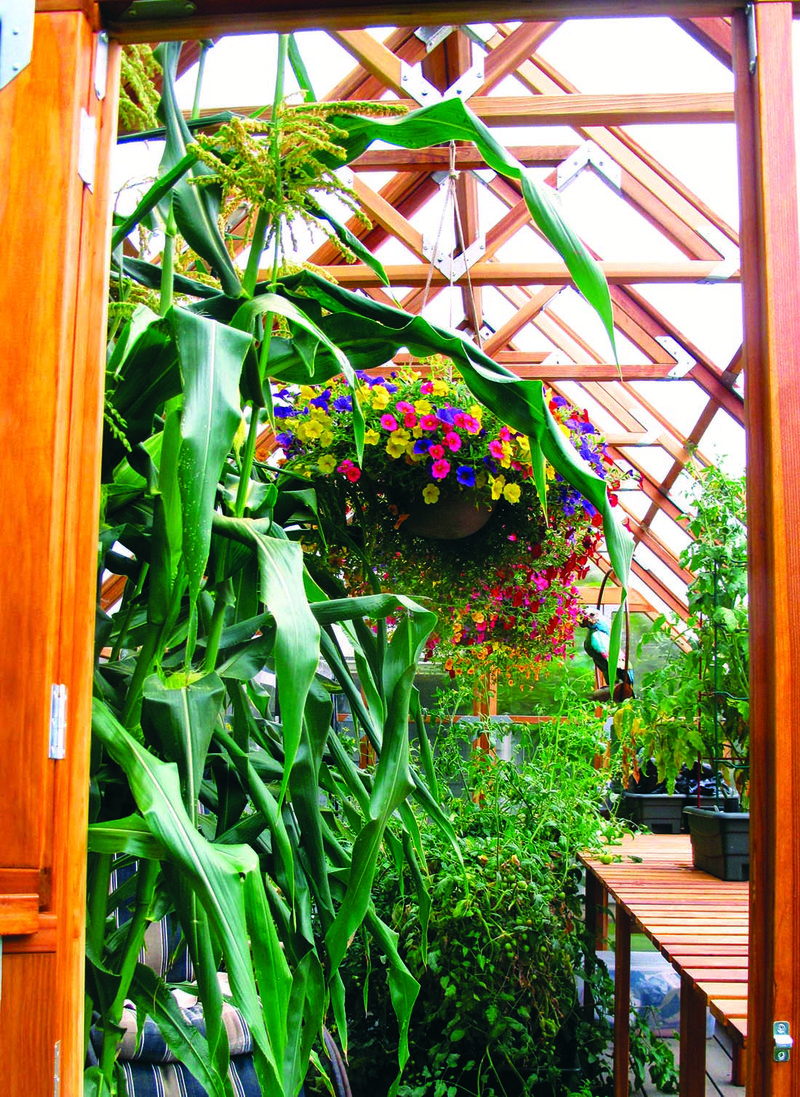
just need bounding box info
[12,27,20,35]
[11,64,19,71]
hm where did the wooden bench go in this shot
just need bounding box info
[580,833,749,1096]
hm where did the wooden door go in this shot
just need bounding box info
[0,6,119,1093]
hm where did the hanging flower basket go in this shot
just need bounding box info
[274,361,626,681]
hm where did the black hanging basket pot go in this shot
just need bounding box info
[684,806,750,881]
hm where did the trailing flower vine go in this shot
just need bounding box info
[275,362,627,683]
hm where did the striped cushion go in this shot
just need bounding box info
[120,1055,263,1096]
[110,861,193,982]
[117,998,252,1062]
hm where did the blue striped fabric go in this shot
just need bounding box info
[120,1056,264,1096]
[117,1000,252,1062]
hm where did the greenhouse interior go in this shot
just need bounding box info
[2,2,799,1095]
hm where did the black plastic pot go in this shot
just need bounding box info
[619,792,686,834]
[684,806,750,881]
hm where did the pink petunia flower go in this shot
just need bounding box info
[420,381,434,394]
[404,411,418,428]
[461,414,481,435]
[429,444,445,460]
[396,401,414,414]
[444,431,462,452]
[431,459,451,479]
[380,413,398,431]
[420,414,439,431]
[488,439,505,460]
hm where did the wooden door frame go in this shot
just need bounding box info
[6,1,798,1092]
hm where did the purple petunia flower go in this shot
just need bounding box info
[457,466,476,487]
[414,438,431,455]
[276,431,295,448]
[551,395,568,408]
[333,395,353,412]
[310,388,331,408]
[437,407,458,426]
[274,405,295,418]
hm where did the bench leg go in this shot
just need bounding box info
[585,869,608,950]
[679,972,707,1097]
[732,1043,747,1087]
[614,906,631,1097]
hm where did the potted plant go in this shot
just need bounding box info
[615,465,749,877]
[276,364,626,684]
[88,36,633,1095]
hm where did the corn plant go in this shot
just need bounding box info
[86,37,632,1097]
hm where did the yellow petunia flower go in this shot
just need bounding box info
[386,439,407,458]
[364,428,380,445]
[469,404,483,421]
[423,484,440,504]
[318,455,336,474]
[490,475,506,501]
[431,379,450,396]
[503,482,521,504]
[370,387,390,410]
[414,399,432,414]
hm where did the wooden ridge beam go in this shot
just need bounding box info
[307,261,741,286]
[101,4,741,43]
[350,144,579,171]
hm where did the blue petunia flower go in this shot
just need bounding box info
[333,395,353,412]
[310,388,331,408]
[437,407,458,425]
[457,466,476,487]
[413,438,431,455]
[274,405,294,419]
[276,431,294,448]
[551,395,568,408]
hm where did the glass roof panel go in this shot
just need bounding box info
[538,17,734,96]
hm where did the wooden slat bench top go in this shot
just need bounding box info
[580,833,749,1093]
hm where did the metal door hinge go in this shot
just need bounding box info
[49,684,67,760]
[746,4,758,76]
[774,1021,793,1062]
[53,1039,61,1097]
[94,30,109,100]
[0,0,35,92]
[78,107,97,190]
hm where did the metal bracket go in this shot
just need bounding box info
[399,60,441,105]
[422,234,486,280]
[414,25,456,53]
[444,60,485,101]
[94,30,109,100]
[77,108,97,190]
[656,335,696,379]
[400,59,485,106]
[774,1022,793,1062]
[542,350,571,367]
[696,222,740,284]
[0,0,35,93]
[49,684,67,761]
[120,0,198,20]
[557,140,622,192]
[53,1040,60,1097]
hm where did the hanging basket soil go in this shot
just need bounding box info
[400,490,495,540]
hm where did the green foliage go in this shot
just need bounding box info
[88,38,633,1097]
[617,465,749,800]
[323,707,675,1097]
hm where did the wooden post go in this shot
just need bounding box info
[0,8,119,1094]
[613,904,632,1097]
[732,5,800,1096]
